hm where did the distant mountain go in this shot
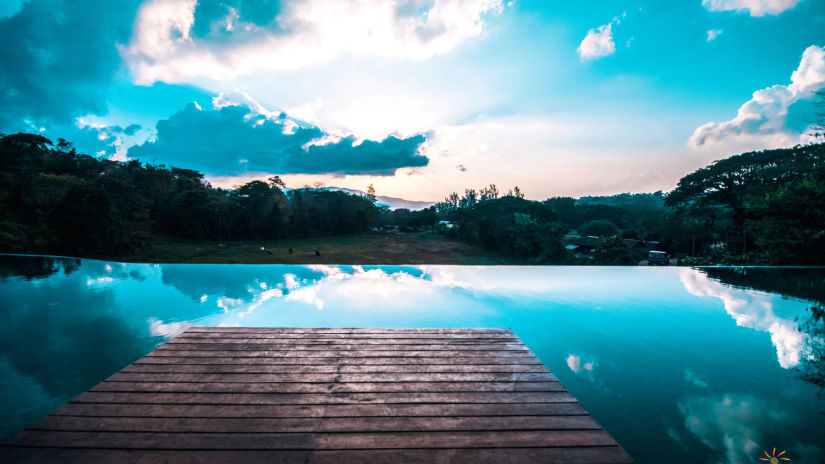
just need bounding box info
[288,186,434,210]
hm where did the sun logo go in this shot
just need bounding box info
[759,447,790,463]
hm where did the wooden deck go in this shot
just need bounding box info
[4,327,633,463]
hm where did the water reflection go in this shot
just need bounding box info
[680,269,809,368]
[0,255,823,463]
[694,267,825,399]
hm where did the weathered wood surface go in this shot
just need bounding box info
[3,327,633,463]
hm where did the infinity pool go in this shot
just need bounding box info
[1,255,823,463]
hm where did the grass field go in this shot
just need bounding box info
[121,231,515,265]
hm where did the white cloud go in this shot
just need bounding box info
[285,286,324,310]
[679,394,789,464]
[706,29,723,41]
[689,45,825,149]
[566,354,595,373]
[122,0,504,84]
[147,318,191,337]
[566,353,598,383]
[679,269,810,369]
[702,0,803,16]
[217,297,243,312]
[247,288,285,313]
[577,22,615,60]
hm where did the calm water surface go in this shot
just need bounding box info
[1,255,824,463]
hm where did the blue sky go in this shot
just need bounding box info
[1,0,823,200]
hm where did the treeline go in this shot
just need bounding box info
[430,143,825,265]
[430,187,669,264]
[0,133,379,257]
[2,131,823,265]
[667,143,825,265]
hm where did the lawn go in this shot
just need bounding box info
[121,231,515,265]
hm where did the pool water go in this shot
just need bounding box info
[1,255,823,463]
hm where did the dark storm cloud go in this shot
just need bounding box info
[127,103,428,176]
[0,0,142,130]
[121,124,142,136]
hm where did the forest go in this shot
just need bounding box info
[0,133,378,257]
[1,132,823,265]
[433,142,825,265]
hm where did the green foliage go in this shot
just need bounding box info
[0,132,383,258]
[744,178,825,264]
[577,192,665,210]
[4,130,823,266]
[505,213,566,263]
[433,188,569,263]
[288,189,377,237]
[579,219,620,237]
[667,143,825,264]
[592,235,636,265]
[667,144,825,217]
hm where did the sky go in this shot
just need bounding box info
[1,0,824,201]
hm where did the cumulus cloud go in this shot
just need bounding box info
[122,0,504,84]
[147,318,191,337]
[679,269,809,368]
[22,120,144,160]
[689,45,825,149]
[65,122,141,157]
[679,394,789,464]
[127,93,428,176]
[0,0,142,130]
[577,22,616,60]
[706,29,723,41]
[566,354,595,374]
[702,0,803,16]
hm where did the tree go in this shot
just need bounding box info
[505,213,566,263]
[666,144,825,222]
[579,219,620,237]
[745,178,825,264]
[460,189,477,209]
[479,184,499,201]
[592,235,636,265]
[0,132,387,258]
[267,176,286,190]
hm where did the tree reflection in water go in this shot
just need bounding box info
[698,267,825,399]
[0,255,80,280]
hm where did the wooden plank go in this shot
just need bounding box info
[106,372,558,383]
[185,327,514,334]
[14,429,619,449]
[50,402,590,418]
[157,343,529,351]
[144,350,536,358]
[134,356,541,365]
[30,415,603,433]
[121,363,551,374]
[176,334,521,341]
[8,327,632,462]
[72,391,579,405]
[0,447,634,464]
[170,335,521,342]
[89,381,565,394]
